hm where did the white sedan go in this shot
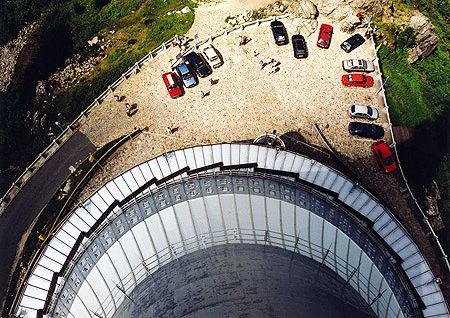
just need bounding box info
[200,44,223,68]
[342,59,375,73]
[348,104,379,120]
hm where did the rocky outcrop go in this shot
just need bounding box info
[311,0,393,32]
[288,0,318,19]
[226,1,288,27]
[424,181,444,231]
[0,21,40,92]
[407,12,438,63]
[48,52,107,91]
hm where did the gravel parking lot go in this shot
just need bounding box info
[78,0,392,195]
[76,2,448,282]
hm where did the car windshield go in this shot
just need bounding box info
[367,107,372,116]
[362,60,367,68]
[384,156,394,165]
[348,74,352,81]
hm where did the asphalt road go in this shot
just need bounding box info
[0,131,95,313]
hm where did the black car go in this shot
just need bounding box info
[340,34,365,53]
[271,20,288,45]
[184,52,212,78]
[292,35,308,58]
[348,122,384,139]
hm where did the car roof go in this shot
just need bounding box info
[374,141,391,156]
[349,73,365,80]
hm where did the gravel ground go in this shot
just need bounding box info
[77,0,447,289]
[80,14,386,189]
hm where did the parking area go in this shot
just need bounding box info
[80,17,388,186]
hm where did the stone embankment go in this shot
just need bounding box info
[0,21,40,92]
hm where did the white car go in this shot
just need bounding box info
[342,59,375,73]
[200,44,223,68]
[348,104,379,120]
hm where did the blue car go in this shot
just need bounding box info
[175,63,198,88]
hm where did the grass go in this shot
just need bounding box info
[0,0,195,195]
[53,0,195,121]
[377,0,449,245]
[378,46,449,127]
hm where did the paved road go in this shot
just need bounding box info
[0,131,95,313]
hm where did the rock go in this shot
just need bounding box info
[407,12,438,63]
[0,20,40,92]
[180,6,191,14]
[340,14,362,33]
[227,18,237,26]
[289,0,318,19]
[88,36,99,46]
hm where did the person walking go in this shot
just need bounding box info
[125,103,132,117]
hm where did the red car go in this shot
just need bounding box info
[162,72,183,98]
[342,73,374,88]
[371,140,397,173]
[317,24,333,48]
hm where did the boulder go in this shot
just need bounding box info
[180,6,191,14]
[289,0,318,19]
[407,12,438,63]
[87,36,99,46]
[340,14,362,33]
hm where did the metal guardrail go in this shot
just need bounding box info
[0,13,289,217]
[47,170,420,316]
[7,14,292,316]
[370,35,449,271]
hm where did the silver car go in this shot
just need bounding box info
[342,59,375,73]
[348,104,379,120]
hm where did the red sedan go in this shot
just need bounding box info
[162,72,183,98]
[342,73,374,88]
[371,140,397,173]
[317,24,333,49]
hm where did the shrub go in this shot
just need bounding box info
[397,27,416,48]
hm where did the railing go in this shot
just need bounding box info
[47,170,419,317]
[0,13,289,217]
[370,35,449,271]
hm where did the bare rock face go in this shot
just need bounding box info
[286,0,319,33]
[288,0,318,19]
[340,13,362,33]
[407,12,438,63]
[0,21,40,92]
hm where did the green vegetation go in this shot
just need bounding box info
[377,0,449,244]
[0,0,195,194]
[53,0,195,119]
[378,46,449,127]
[377,0,449,127]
